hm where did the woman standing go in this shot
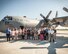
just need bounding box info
[11,28,15,40]
[15,28,19,40]
[40,29,44,41]
[18,28,22,39]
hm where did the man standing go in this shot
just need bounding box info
[53,28,57,42]
[6,27,11,41]
[45,27,48,40]
[48,27,54,42]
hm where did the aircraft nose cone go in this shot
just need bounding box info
[1,19,9,24]
[1,19,5,22]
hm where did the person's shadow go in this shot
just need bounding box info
[47,36,68,54]
[47,42,56,54]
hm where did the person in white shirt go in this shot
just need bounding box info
[15,28,19,40]
[18,28,23,39]
[48,27,54,42]
[11,28,16,40]
[53,27,57,42]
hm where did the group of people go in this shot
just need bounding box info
[6,26,56,42]
[38,27,56,42]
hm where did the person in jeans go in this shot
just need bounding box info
[53,27,57,42]
[6,27,11,41]
[48,27,54,42]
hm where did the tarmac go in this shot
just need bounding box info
[0,30,68,54]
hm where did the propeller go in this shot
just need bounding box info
[52,11,58,22]
[40,10,52,23]
[52,11,58,28]
[55,11,58,18]
[63,7,68,12]
[45,10,52,19]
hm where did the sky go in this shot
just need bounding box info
[0,0,68,20]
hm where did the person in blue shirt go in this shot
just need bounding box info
[6,27,11,41]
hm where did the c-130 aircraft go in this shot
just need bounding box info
[0,7,68,32]
[0,10,52,32]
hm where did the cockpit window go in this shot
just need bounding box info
[4,16,12,20]
[8,17,12,20]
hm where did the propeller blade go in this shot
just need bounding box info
[40,11,52,27]
[55,11,58,18]
[63,7,68,12]
[45,10,52,19]
[40,14,46,19]
[40,14,49,23]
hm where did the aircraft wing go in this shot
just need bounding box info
[52,16,68,22]
[51,16,68,27]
